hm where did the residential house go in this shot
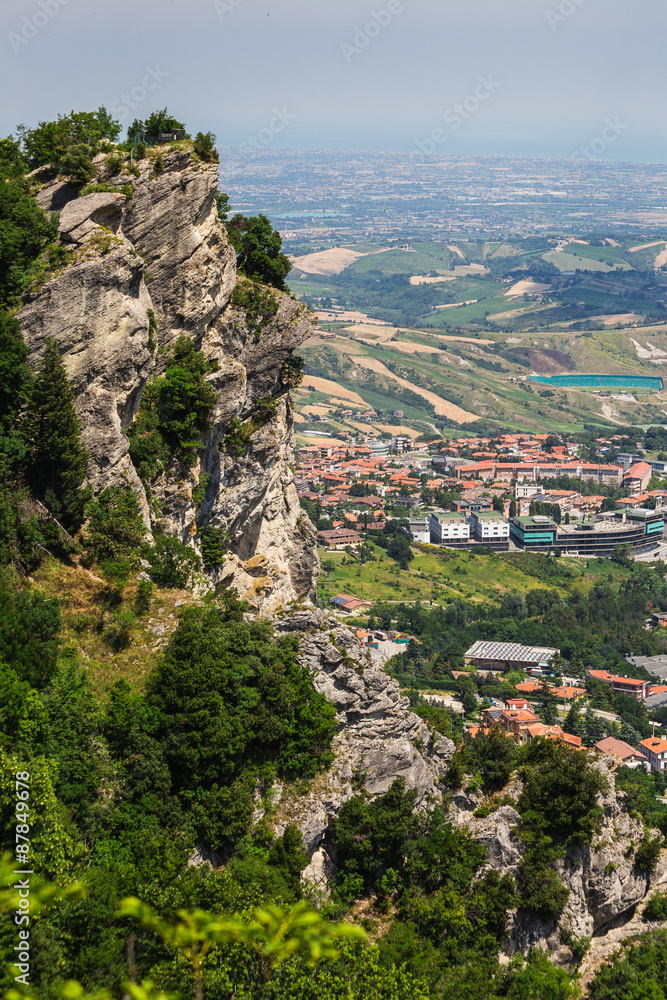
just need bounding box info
[595,737,647,768]
[639,736,667,772]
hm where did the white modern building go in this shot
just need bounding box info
[469,510,510,543]
[639,736,667,773]
[428,511,470,545]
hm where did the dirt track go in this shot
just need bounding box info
[349,356,478,423]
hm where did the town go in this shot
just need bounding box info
[297,426,667,561]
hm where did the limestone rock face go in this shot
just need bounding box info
[270,610,456,851]
[16,147,318,607]
[447,756,664,967]
[120,151,236,351]
[17,243,154,506]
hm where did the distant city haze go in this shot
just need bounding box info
[2,0,665,162]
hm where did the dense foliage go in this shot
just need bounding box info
[16,106,121,182]
[0,138,58,305]
[128,335,218,479]
[227,213,291,290]
[22,338,91,532]
[371,554,667,688]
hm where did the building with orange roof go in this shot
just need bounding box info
[595,736,646,767]
[514,681,544,695]
[639,736,667,772]
[587,669,650,700]
[554,686,587,701]
[624,462,652,492]
[501,708,542,744]
[524,723,577,746]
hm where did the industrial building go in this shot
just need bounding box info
[464,640,559,672]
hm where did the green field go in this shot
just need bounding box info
[542,251,629,273]
[317,543,635,611]
[561,243,633,267]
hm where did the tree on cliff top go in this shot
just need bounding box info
[22,338,90,531]
[15,107,121,177]
[227,213,291,291]
[126,108,187,143]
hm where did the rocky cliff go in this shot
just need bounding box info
[269,610,456,852]
[448,757,667,966]
[17,145,318,609]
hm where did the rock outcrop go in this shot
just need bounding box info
[270,609,456,851]
[447,757,666,967]
[17,146,318,608]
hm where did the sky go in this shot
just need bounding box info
[2,0,666,162]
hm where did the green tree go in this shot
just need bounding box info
[387,533,413,570]
[83,486,146,567]
[463,726,518,790]
[563,701,587,742]
[193,131,218,162]
[16,107,121,173]
[128,336,218,476]
[0,138,58,306]
[0,312,32,465]
[227,214,291,291]
[22,338,90,531]
[215,190,231,222]
[137,108,186,141]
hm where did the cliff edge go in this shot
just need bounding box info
[16,145,318,610]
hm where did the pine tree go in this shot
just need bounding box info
[584,706,603,747]
[0,312,31,430]
[563,700,586,741]
[23,338,90,531]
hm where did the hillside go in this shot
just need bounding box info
[289,231,667,435]
[3,108,667,1000]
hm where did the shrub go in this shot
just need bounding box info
[101,608,134,651]
[128,336,218,479]
[517,737,608,845]
[231,280,280,340]
[153,153,164,176]
[222,396,278,457]
[193,131,218,162]
[200,527,228,567]
[644,890,667,921]
[135,579,153,615]
[105,153,122,175]
[635,834,663,873]
[279,354,305,389]
[83,486,145,567]
[463,727,518,791]
[517,836,570,921]
[146,534,201,589]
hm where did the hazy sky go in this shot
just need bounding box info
[2,0,665,161]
